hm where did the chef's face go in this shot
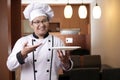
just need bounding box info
[30,16,49,36]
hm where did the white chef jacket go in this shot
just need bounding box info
[7,34,73,80]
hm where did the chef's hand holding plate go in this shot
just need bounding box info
[57,50,70,70]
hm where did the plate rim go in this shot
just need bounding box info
[51,46,81,50]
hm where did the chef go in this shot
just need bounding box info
[6,2,73,80]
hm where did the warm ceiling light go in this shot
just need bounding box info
[78,4,87,19]
[93,3,101,19]
[64,4,73,18]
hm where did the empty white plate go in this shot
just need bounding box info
[51,46,81,50]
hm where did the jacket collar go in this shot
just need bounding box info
[32,32,49,39]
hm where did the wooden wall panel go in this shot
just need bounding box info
[0,0,21,80]
[11,0,22,80]
[50,4,90,35]
[0,0,11,80]
[51,33,89,50]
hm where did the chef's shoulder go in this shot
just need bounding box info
[15,34,33,43]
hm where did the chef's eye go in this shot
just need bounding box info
[32,19,48,25]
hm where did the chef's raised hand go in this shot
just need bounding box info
[57,50,70,70]
[21,42,42,58]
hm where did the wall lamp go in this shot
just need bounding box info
[64,0,87,19]
[93,0,101,19]
[78,4,87,19]
[64,0,101,19]
[64,0,73,19]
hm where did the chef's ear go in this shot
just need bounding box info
[29,21,34,29]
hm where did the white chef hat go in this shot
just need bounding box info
[23,2,54,21]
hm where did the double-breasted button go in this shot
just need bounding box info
[34,59,37,62]
[46,70,49,72]
[48,40,51,42]
[48,48,51,51]
[35,70,37,73]
[47,59,50,62]
[33,39,36,42]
